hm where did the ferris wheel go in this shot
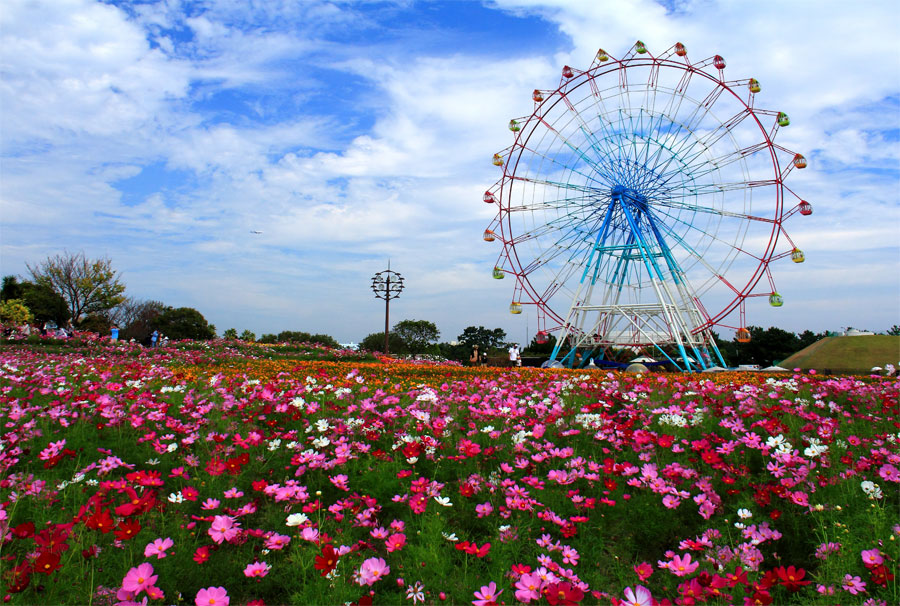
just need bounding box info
[483,41,812,371]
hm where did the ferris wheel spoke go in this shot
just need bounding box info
[508,175,604,200]
[649,205,757,269]
[650,197,772,223]
[684,179,777,194]
[649,213,751,292]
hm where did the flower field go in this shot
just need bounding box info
[1,341,897,605]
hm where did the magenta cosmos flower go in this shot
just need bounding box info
[208,515,240,544]
[196,586,229,606]
[121,562,157,594]
[144,537,174,559]
[244,561,271,579]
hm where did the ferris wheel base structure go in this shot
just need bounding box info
[550,302,726,371]
[483,41,812,373]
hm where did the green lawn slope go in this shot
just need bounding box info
[780,335,900,374]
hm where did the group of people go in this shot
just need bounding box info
[468,343,522,367]
[11,320,73,339]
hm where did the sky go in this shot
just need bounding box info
[1,0,898,345]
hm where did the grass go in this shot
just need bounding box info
[782,335,899,374]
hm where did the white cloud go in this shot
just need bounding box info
[1,0,897,343]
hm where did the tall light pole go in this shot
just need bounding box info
[371,264,404,354]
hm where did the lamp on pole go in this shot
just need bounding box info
[371,264,404,354]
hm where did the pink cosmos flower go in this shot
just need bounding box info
[264,533,291,550]
[244,561,271,579]
[472,581,502,606]
[122,562,157,594]
[861,549,884,567]
[662,495,681,509]
[622,585,653,606]
[667,553,699,577]
[201,498,221,510]
[196,586,229,606]
[878,463,899,482]
[385,533,406,552]
[514,572,543,603]
[208,515,239,544]
[475,502,494,518]
[300,526,319,542]
[358,557,390,586]
[144,537,174,559]
[842,574,866,595]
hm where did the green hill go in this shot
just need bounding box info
[780,335,900,375]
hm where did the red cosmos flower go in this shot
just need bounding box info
[459,482,475,497]
[193,546,211,564]
[34,526,70,553]
[85,508,116,533]
[560,522,577,538]
[724,566,748,587]
[748,589,773,605]
[544,581,584,605]
[114,518,141,541]
[251,479,269,492]
[206,457,226,476]
[869,564,895,586]
[314,544,339,577]
[5,562,31,593]
[115,489,157,517]
[225,452,250,475]
[774,565,811,591]
[11,521,36,539]
[603,478,618,491]
[33,551,61,575]
[455,541,491,558]
[510,563,532,576]
[126,470,164,487]
[182,486,199,501]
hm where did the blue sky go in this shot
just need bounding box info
[1,0,898,344]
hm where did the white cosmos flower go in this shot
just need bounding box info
[168,491,184,503]
[286,512,309,527]
[433,496,453,507]
[441,532,458,542]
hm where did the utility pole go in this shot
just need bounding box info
[371,263,404,354]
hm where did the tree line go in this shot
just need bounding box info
[1,251,216,343]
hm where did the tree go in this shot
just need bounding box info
[733,326,801,367]
[523,332,557,356]
[115,298,167,341]
[239,330,256,342]
[1,276,24,301]
[27,251,126,322]
[223,328,239,339]
[887,325,900,336]
[152,307,215,340]
[275,331,340,348]
[457,326,507,353]
[391,320,440,355]
[360,331,406,354]
[0,299,32,326]
[2,276,70,326]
